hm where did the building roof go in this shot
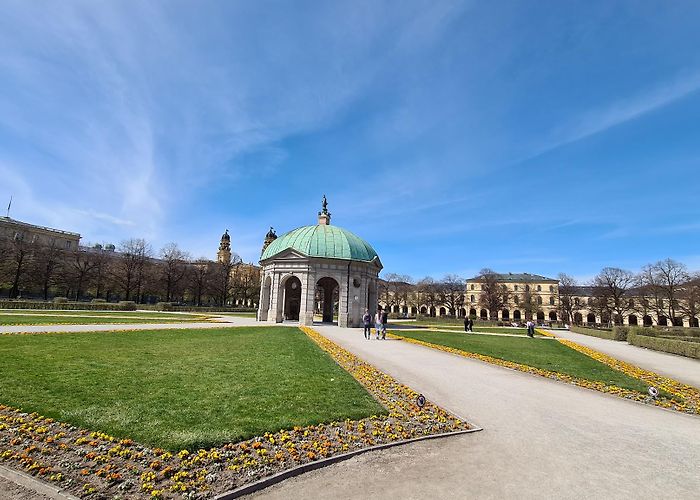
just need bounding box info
[0,216,80,238]
[261,224,379,263]
[467,272,558,283]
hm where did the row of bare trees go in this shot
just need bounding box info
[0,237,260,307]
[380,273,466,316]
[559,258,700,325]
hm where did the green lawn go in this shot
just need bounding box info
[0,309,208,319]
[0,327,384,450]
[0,315,205,325]
[420,325,534,336]
[393,330,651,393]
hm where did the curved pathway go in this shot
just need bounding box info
[547,328,700,389]
[251,325,700,500]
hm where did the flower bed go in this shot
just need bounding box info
[390,332,699,415]
[0,327,471,498]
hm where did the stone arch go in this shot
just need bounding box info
[658,315,668,326]
[513,310,521,321]
[316,276,339,323]
[439,307,446,316]
[536,311,545,322]
[628,315,638,326]
[501,309,510,320]
[691,317,699,328]
[259,275,272,321]
[459,307,466,318]
[279,275,302,321]
[573,312,583,324]
[587,313,596,324]
[643,315,653,326]
[410,306,417,315]
[480,309,488,320]
[420,305,427,315]
[429,306,436,317]
[549,311,557,321]
[469,308,477,318]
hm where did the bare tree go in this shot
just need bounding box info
[476,269,509,320]
[592,267,635,325]
[3,236,33,298]
[29,241,63,300]
[651,258,689,326]
[438,274,465,316]
[557,273,580,324]
[678,273,700,327]
[209,253,242,306]
[110,239,152,301]
[159,243,190,302]
[63,248,101,300]
[416,277,438,316]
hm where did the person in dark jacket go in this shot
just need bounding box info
[362,309,372,340]
[464,316,470,333]
[380,309,388,339]
[468,318,474,332]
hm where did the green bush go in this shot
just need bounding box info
[611,326,629,341]
[91,298,107,304]
[53,297,69,304]
[118,301,137,311]
[155,302,174,311]
[627,328,700,359]
[570,325,616,340]
[0,300,134,311]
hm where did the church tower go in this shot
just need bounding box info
[217,229,232,264]
[261,227,277,256]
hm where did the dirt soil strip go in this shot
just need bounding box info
[0,464,78,500]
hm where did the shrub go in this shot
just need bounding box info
[0,300,131,311]
[611,326,629,341]
[155,302,174,311]
[570,325,616,340]
[117,301,137,311]
[627,328,700,359]
[53,297,69,304]
[91,298,107,304]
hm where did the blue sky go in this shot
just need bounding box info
[2,1,700,282]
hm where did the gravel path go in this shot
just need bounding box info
[250,325,700,500]
[548,328,700,388]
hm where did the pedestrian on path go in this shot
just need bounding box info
[380,309,388,340]
[468,318,474,332]
[375,307,383,340]
[362,309,372,340]
[526,320,535,338]
[464,316,469,333]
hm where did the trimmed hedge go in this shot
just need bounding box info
[0,300,136,311]
[570,325,629,341]
[628,328,700,359]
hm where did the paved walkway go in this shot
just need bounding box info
[251,325,700,500]
[547,328,700,389]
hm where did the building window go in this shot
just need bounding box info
[65,240,72,249]
[549,285,554,292]
[549,296,555,305]
[470,295,475,303]
[536,296,542,305]
[525,284,530,291]
[514,295,519,304]
[537,285,542,291]
[514,285,519,291]
[470,284,475,290]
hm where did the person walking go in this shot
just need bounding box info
[380,308,388,340]
[375,307,383,340]
[464,316,469,333]
[362,309,372,340]
[468,318,474,332]
[526,320,534,338]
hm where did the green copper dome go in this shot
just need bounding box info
[261,224,379,262]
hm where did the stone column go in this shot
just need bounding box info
[299,272,314,326]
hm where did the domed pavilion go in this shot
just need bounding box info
[258,197,382,327]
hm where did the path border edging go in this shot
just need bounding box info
[0,464,79,500]
[214,427,481,499]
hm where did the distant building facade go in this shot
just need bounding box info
[0,216,80,250]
